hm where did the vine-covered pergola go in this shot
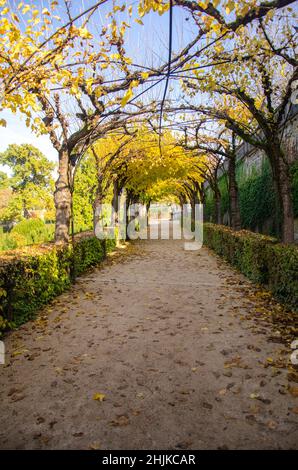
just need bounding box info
[0,0,297,242]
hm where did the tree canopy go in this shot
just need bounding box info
[0,0,297,242]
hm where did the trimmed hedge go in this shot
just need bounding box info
[0,234,116,334]
[203,223,298,312]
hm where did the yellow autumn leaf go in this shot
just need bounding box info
[22,4,30,14]
[77,27,93,39]
[121,87,133,107]
[225,0,235,15]
[289,386,298,397]
[198,1,209,9]
[93,393,106,402]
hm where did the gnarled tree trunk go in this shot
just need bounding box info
[112,180,120,226]
[146,201,151,226]
[54,149,71,243]
[190,190,199,229]
[268,140,294,244]
[214,187,222,225]
[228,154,241,231]
[93,184,104,237]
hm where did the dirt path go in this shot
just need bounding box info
[0,237,297,450]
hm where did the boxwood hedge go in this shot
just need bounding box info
[0,234,116,334]
[203,223,298,312]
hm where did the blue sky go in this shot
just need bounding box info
[0,110,58,162]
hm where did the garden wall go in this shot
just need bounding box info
[204,160,298,239]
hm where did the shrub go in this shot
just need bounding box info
[203,223,298,311]
[11,218,53,245]
[9,232,28,248]
[0,232,18,251]
[0,234,116,335]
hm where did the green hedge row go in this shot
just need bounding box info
[203,223,298,311]
[0,235,116,334]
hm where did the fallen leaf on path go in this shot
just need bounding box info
[11,349,29,357]
[287,369,298,383]
[93,393,106,402]
[8,387,23,396]
[11,393,26,402]
[202,402,213,409]
[110,415,130,427]
[89,441,101,449]
[267,420,277,429]
[289,386,298,397]
[224,356,248,369]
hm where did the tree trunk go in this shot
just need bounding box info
[179,194,187,226]
[190,191,199,229]
[54,149,71,243]
[269,143,294,244]
[214,188,222,225]
[228,154,241,231]
[93,187,104,236]
[276,157,294,243]
[125,192,132,241]
[146,201,151,226]
[198,185,205,205]
[112,180,119,226]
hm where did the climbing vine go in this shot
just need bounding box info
[204,159,298,237]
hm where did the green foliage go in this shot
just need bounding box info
[238,162,278,233]
[204,187,215,221]
[0,144,55,223]
[73,154,97,232]
[0,232,19,251]
[204,223,298,311]
[11,218,53,244]
[205,159,298,236]
[0,235,116,335]
[0,171,9,189]
[0,220,54,251]
[219,175,229,217]
[73,236,105,276]
[0,144,54,190]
